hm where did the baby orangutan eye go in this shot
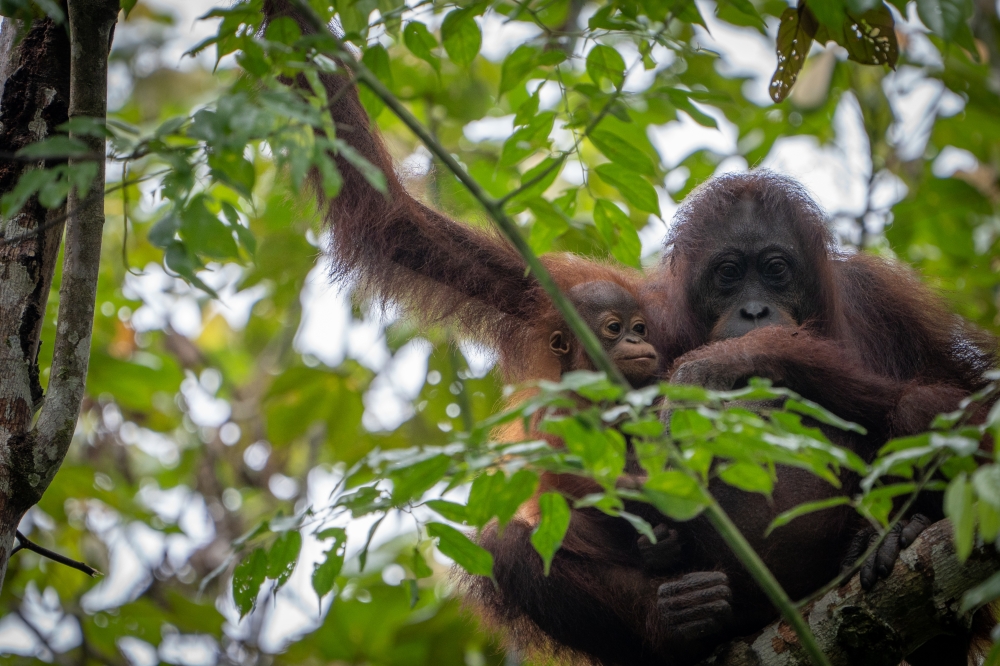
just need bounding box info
[606,321,622,335]
[633,322,647,336]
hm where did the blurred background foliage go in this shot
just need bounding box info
[0,0,998,663]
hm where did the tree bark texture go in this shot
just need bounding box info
[0,15,71,589]
[30,0,118,501]
[0,0,118,591]
[703,519,1000,666]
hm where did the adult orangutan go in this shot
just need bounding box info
[472,174,995,666]
[260,3,997,663]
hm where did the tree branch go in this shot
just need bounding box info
[703,519,1000,666]
[29,0,119,503]
[13,530,100,577]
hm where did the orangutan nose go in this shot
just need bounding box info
[740,302,771,321]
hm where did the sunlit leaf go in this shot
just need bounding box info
[499,45,539,97]
[594,164,660,216]
[530,492,571,575]
[267,530,302,589]
[441,9,481,66]
[403,21,440,71]
[945,473,975,562]
[586,44,626,89]
[766,496,851,536]
[427,522,494,577]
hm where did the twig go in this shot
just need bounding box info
[0,169,166,248]
[13,531,101,577]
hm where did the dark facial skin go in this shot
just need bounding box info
[689,200,822,340]
[549,281,659,387]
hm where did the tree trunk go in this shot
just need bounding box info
[704,520,1000,666]
[0,0,118,590]
[0,14,72,588]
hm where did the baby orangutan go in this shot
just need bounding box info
[548,280,660,388]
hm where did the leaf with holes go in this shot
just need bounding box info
[769,5,818,103]
[233,548,267,618]
[266,530,302,589]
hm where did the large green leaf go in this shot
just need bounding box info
[441,9,481,66]
[426,522,494,578]
[530,492,571,575]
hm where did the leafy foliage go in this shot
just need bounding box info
[0,0,996,662]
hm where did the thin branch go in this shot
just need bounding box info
[13,531,101,577]
[0,170,165,248]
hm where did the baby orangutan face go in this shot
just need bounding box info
[548,281,660,388]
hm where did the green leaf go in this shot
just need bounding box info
[390,454,451,504]
[15,135,92,159]
[514,90,540,126]
[179,195,239,259]
[594,164,660,216]
[266,530,302,589]
[208,151,255,198]
[786,399,866,434]
[499,45,539,97]
[164,241,217,297]
[916,0,975,49]
[765,496,851,536]
[718,462,773,494]
[403,21,440,71]
[232,548,267,618]
[121,0,138,16]
[530,493,571,575]
[425,499,468,523]
[426,522,494,578]
[499,112,555,168]
[589,129,656,177]
[465,469,538,528]
[973,465,1000,509]
[586,44,625,89]
[264,16,302,45]
[837,4,898,69]
[312,528,347,599]
[334,141,387,194]
[944,473,975,563]
[769,5,818,103]
[593,199,642,268]
[441,9,481,67]
[670,409,713,439]
[359,44,393,119]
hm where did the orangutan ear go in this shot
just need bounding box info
[549,331,571,356]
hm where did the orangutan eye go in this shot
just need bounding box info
[716,262,741,280]
[764,258,788,277]
[606,321,622,335]
[632,322,646,336]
